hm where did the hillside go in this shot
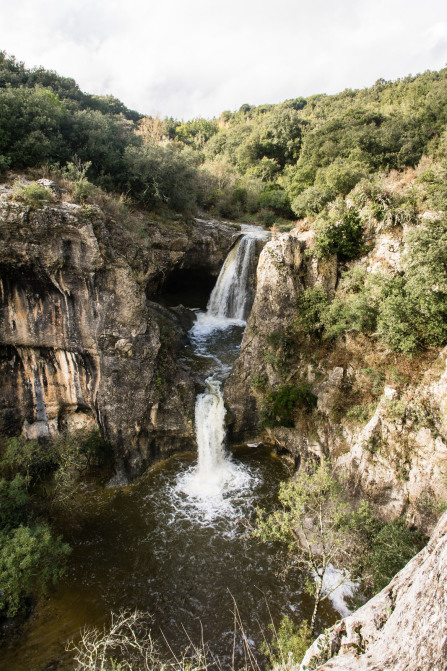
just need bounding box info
[1,51,447,224]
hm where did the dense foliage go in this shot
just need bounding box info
[2,51,447,222]
[260,383,317,428]
[289,213,447,355]
[255,462,427,641]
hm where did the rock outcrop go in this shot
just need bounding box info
[0,190,238,479]
[299,509,447,670]
[224,229,337,441]
[224,227,447,530]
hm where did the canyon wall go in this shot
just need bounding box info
[0,187,238,479]
[224,227,447,531]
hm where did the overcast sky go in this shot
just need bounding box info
[1,0,446,120]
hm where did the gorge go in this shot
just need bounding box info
[1,177,447,670]
[2,54,447,671]
[0,213,350,670]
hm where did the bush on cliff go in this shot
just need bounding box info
[12,180,55,208]
[260,383,317,428]
[0,523,70,617]
[313,202,364,261]
[367,518,427,591]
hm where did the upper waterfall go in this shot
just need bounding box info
[207,235,257,321]
[192,225,269,335]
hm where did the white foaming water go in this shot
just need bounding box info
[318,564,358,617]
[189,228,268,343]
[207,235,257,321]
[175,378,255,525]
[175,227,269,525]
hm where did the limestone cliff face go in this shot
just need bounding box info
[0,193,237,478]
[299,509,447,670]
[224,227,447,530]
[224,230,337,441]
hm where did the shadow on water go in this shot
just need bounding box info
[0,449,342,671]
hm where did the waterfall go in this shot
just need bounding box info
[195,378,226,476]
[207,235,257,321]
[176,226,267,518]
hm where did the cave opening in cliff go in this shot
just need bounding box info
[153,267,217,309]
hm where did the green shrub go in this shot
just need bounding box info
[404,218,447,346]
[252,373,268,389]
[416,161,447,211]
[375,276,419,354]
[12,181,54,208]
[0,437,56,482]
[0,475,29,530]
[0,523,71,616]
[260,208,277,227]
[346,402,377,424]
[313,203,364,260]
[266,330,292,351]
[293,286,330,337]
[260,383,317,428]
[54,428,112,472]
[367,519,426,591]
[315,158,369,197]
[261,616,314,667]
[0,154,11,173]
[60,157,92,182]
[291,184,334,218]
[324,292,376,340]
[260,184,293,217]
[338,502,428,594]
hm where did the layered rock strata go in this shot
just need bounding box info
[0,194,237,479]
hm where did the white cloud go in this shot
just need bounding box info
[0,0,446,119]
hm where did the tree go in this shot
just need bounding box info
[253,459,353,635]
[0,523,70,616]
[313,202,364,261]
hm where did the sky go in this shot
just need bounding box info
[1,0,446,120]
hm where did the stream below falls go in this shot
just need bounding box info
[0,225,349,670]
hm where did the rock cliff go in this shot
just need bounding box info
[224,226,447,531]
[299,509,447,670]
[0,184,238,479]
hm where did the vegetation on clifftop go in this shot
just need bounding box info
[1,51,447,224]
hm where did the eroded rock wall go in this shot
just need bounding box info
[224,230,337,441]
[0,197,237,478]
[224,227,447,531]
